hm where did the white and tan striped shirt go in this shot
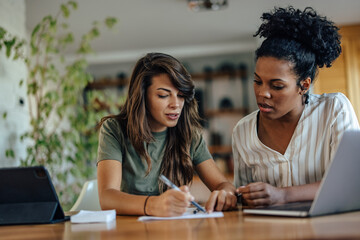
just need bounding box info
[232,93,359,188]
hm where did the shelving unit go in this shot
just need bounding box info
[85,77,128,90]
[191,69,249,176]
[205,108,248,117]
[208,145,232,155]
[191,70,247,81]
[83,77,128,112]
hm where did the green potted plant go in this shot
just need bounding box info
[0,1,119,210]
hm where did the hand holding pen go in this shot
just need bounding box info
[159,175,207,213]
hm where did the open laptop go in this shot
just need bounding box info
[0,166,70,225]
[243,129,360,217]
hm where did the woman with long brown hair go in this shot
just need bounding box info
[97,52,237,216]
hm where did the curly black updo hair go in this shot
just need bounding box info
[254,6,342,104]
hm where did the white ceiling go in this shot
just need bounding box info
[26,0,360,64]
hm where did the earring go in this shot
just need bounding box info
[299,90,307,95]
[300,85,308,95]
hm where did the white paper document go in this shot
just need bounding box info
[71,210,116,223]
[138,208,224,222]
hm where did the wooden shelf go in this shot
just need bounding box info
[205,108,248,117]
[208,145,232,155]
[191,70,247,80]
[85,78,128,90]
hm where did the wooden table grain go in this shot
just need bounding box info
[1,210,360,240]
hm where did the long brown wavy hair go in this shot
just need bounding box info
[98,53,202,192]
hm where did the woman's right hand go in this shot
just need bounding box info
[146,186,194,217]
[236,182,286,208]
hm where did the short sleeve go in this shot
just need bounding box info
[97,118,124,163]
[329,93,360,161]
[191,135,212,166]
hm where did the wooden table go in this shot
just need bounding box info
[1,210,360,240]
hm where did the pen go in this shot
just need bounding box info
[159,174,207,213]
[236,193,242,204]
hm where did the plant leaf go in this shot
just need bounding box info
[31,24,41,38]
[4,37,16,57]
[61,23,69,29]
[63,32,74,43]
[5,149,15,158]
[90,28,100,39]
[105,17,118,29]
[0,26,6,39]
[68,1,78,10]
[61,4,70,18]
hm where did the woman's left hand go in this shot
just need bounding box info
[205,190,237,212]
[236,182,286,208]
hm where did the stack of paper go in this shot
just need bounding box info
[70,210,116,223]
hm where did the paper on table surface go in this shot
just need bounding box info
[71,210,116,223]
[138,208,224,222]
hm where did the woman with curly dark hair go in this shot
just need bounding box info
[233,7,359,208]
[97,53,237,216]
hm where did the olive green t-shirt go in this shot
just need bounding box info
[97,118,212,196]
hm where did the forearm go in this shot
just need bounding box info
[214,181,236,193]
[237,181,322,207]
[99,188,149,215]
[196,159,236,193]
[283,181,321,203]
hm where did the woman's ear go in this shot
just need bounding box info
[300,77,311,93]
